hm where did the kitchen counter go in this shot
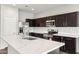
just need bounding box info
[53,33,79,38]
[3,34,64,54]
[30,31,79,38]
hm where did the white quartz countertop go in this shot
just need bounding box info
[3,34,64,54]
[53,33,79,38]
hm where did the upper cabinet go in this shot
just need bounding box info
[66,12,77,27]
[26,19,36,27]
[55,12,78,27]
[26,12,79,27]
[55,15,66,27]
[35,18,46,27]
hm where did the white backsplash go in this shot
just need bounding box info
[29,27,79,35]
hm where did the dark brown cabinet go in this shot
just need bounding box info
[26,12,79,27]
[53,36,66,52]
[29,32,43,38]
[52,36,61,42]
[26,19,36,27]
[38,12,78,27]
[35,18,46,27]
[60,37,66,52]
[53,36,76,54]
[55,15,66,27]
[66,12,77,27]
[65,37,76,53]
[55,12,78,27]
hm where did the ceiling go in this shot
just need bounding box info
[14,4,62,13]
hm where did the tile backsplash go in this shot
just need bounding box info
[29,27,79,35]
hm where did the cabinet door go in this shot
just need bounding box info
[65,37,76,54]
[29,20,36,27]
[29,33,35,36]
[60,37,66,52]
[52,36,61,42]
[26,19,36,27]
[39,19,46,27]
[66,12,77,27]
[35,19,42,27]
[29,20,33,27]
[55,15,66,27]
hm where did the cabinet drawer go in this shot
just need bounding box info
[52,36,61,42]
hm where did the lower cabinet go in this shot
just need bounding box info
[29,32,43,38]
[52,36,61,42]
[53,36,76,54]
[29,33,76,54]
[65,37,76,54]
[59,37,66,52]
[34,33,43,38]
[29,33,35,36]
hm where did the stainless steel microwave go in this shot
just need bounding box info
[46,20,55,27]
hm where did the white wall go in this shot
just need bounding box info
[19,9,34,22]
[0,5,18,49]
[1,5,18,36]
[34,4,79,18]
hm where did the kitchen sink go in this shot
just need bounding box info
[22,37,37,40]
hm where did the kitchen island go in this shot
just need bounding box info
[3,34,64,54]
[29,31,79,54]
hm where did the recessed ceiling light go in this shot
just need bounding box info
[25,5,35,11]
